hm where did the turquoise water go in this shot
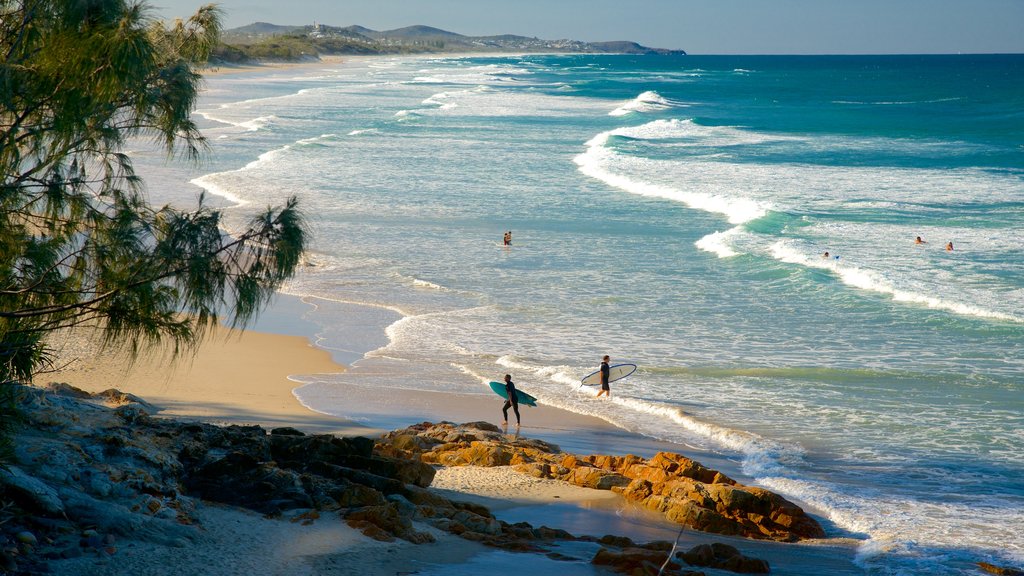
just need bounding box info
[147,54,1022,574]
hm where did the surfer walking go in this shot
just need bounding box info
[596,355,611,398]
[501,373,521,426]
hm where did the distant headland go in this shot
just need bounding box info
[214,22,686,63]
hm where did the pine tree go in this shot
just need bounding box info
[0,0,308,385]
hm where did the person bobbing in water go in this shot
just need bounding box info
[946,241,954,251]
[501,373,520,427]
[503,230,512,246]
[596,355,611,398]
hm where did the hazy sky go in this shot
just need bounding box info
[152,0,1024,55]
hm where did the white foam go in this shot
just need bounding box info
[574,122,771,224]
[421,91,459,110]
[412,278,445,290]
[194,112,278,132]
[758,474,1024,571]
[609,90,678,116]
[769,240,1024,323]
[695,228,743,258]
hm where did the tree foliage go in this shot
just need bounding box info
[0,0,308,384]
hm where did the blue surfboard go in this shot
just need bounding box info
[489,381,538,407]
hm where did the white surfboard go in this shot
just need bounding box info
[580,363,637,386]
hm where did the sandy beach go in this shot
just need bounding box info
[35,293,863,576]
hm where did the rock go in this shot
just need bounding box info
[95,388,155,410]
[44,382,93,398]
[979,562,1024,576]
[382,421,822,541]
[0,466,65,516]
[344,504,436,544]
[679,543,770,574]
[15,531,37,545]
[186,452,312,513]
[592,546,695,576]
[270,426,305,436]
[598,535,636,548]
[113,403,150,423]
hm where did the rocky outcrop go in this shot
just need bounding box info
[679,543,770,573]
[1,386,774,575]
[1,385,463,572]
[979,562,1024,576]
[378,421,824,542]
[592,546,702,576]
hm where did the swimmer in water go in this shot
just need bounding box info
[946,241,954,251]
[915,236,926,245]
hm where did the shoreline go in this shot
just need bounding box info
[42,292,864,574]
[37,54,856,572]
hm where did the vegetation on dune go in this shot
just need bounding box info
[211,34,438,63]
[0,0,308,461]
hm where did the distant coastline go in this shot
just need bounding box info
[213,22,686,64]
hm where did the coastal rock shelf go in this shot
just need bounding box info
[1,384,776,575]
[377,421,825,542]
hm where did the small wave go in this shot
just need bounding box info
[188,145,291,208]
[574,121,771,224]
[759,475,1024,574]
[695,228,743,258]
[496,355,580,387]
[295,133,336,146]
[187,175,249,208]
[347,128,379,136]
[421,91,460,110]
[412,278,445,290]
[195,112,278,132]
[832,97,963,106]
[770,240,1023,323]
[609,90,679,117]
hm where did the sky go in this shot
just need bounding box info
[152,0,1024,55]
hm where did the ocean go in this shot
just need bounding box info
[143,54,1023,574]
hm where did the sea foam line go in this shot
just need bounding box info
[695,227,743,258]
[574,121,770,224]
[770,240,1023,323]
[494,356,1024,570]
[494,356,797,477]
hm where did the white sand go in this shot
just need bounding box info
[429,465,620,511]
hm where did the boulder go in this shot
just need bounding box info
[679,543,770,574]
[979,563,1024,576]
[592,546,705,576]
[0,466,65,516]
[344,504,435,544]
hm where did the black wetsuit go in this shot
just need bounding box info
[502,380,520,424]
[600,361,610,391]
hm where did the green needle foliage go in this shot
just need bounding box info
[0,0,309,386]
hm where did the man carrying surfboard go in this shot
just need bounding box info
[596,355,611,398]
[501,374,521,426]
